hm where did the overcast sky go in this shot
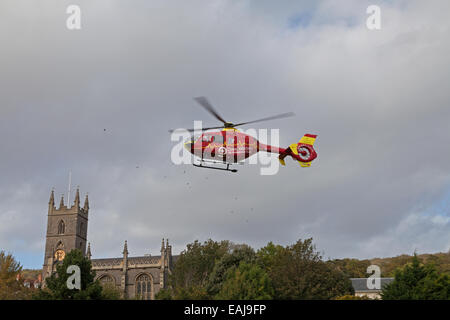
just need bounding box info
[1,0,449,269]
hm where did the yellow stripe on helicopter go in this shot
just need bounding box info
[299,135,316,146]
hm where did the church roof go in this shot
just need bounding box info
[91,255,179,267]
[129,256,162,265]
[91,258,123,267]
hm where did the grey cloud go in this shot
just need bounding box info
[1,0,449,267]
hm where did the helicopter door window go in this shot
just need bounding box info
[212,134,224,144]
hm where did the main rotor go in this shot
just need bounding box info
[169,97,295,133]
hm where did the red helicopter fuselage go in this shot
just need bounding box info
[184,128,317,165]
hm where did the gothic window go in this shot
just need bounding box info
[135,274,152,300]
[99,275,115,287]
[79,222,84,235]
[57,220,65,235]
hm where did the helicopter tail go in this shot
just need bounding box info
[279,134,317,167]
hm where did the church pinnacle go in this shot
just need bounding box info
[84,194,89,211]
[49,189,55,206]
[86,242,92,259]
[123,240,129,255]
[74,187,80,207]
[59,194,65,209]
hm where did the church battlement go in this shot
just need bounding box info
[48,188,89,216]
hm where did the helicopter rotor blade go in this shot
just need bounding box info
[193,96,227,124]
[168,125,225,133]
[232,112,295,127]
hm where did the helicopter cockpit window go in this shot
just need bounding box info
[202,135,212,142]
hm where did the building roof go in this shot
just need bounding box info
[91,258,123,267]
[91,255,179,268]
[350,278,394,292]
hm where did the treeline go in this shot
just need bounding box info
[0,249,122,300]
[156,238,354,300]
[2,240,449,300]
[21,249,450,282]
[328,252,450,278]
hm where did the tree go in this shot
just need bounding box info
[168,239,231,299]
[33,249,103,300]
[326,258,372,278]
[0,251,32,299]
[155,288,173,300]
[333,294,370,300]
[206,243,256,297]
[420,272,450,299]
[260,238,353,299]
[382,254,450,300]
[100,282,122,300]
[216,261,274,300]
[256,242,284,274]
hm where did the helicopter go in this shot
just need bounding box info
[169,97,318,173]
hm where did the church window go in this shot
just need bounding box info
[57,220,65,235]
[135,274,152,300]
[99,275,115,289]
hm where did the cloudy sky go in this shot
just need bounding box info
[1,0,449,269]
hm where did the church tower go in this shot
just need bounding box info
[42,188,89,281]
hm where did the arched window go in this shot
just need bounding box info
[57,220,65,235]
[135,274,152,300]
[99,275,115,288]
[79,222,84,235]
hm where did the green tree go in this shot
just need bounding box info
[256,242,284,274]
[100,282,122,300]
[206,243,256,297]
[0,251,32,299]
[168,239,231,299]
[33,249,103,300]
[216,261,274,300]
[420,272,450,299]
[155,288,173,300]
[261,238,353,299]
[382,254,450,300]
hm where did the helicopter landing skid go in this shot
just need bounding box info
[193,160,238,173]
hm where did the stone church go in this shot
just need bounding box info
[42,188,177,299]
